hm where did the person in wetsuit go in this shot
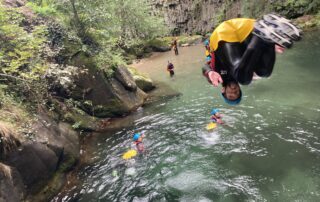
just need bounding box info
[204,39,210,57]
[202,15,301,105]
[210,108,224,124]
[167,61,175,77]
[133,133,145,154]
[172,38,179,55]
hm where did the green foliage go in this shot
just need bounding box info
[178,35,202,45]
[0,85,35,131]
[26,1,57,17]
[271,0,320,18]
[23,0,168,73]
[240,0,271,18]
[0,5,48,80]
[0,0,168,122]
[147,38,171,47]
[0,3,49,113]
[49,0,167,67]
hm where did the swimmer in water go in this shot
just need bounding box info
[133,133,145,153]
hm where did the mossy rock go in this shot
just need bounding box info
[147,38,171,52]
[128,67,155,92]
[177,35,202,45]
[63,109,98,131]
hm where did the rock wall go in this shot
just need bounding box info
[46,63,148,118]
[150,0,251,34]
[150,0,320,34]
[150,0,225,35]
[0,117,80,202]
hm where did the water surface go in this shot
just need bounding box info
[54,30,320,202]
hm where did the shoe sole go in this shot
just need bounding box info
[263,14,302,41]
[253,20,292,48]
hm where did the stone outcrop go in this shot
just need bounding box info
[5,143,60,190]
[0,116,80,202]
[46,64,148,118]
[128,67,155,92]
[0,163,25,202]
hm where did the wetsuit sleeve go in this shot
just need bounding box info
[202,64,214,84]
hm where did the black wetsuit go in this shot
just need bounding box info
[172,40,179,55]
[167,63,175,77]
[202,34,275,85]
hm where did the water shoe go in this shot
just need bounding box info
[263,14,302,41]
[253,19,292,48]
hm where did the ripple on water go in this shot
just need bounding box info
[165,171,263,201]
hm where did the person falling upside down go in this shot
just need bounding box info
[202,14,302,105]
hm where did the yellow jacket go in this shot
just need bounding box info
[209,18,255,51]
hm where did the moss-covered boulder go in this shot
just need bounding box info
[177,35,202,46]
[128,67,155,92]
[147,38,172,52]
[45,64,147,118]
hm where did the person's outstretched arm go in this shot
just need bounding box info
[202,64,223,87]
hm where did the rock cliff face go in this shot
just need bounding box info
[46,64,148,118]
[150,0,226,34]
[149,0,320,34]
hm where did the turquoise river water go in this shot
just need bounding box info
[53,30,320,202]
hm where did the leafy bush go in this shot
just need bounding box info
[0,5,48,79]
[26,1,57,17]
[270,0,319,18]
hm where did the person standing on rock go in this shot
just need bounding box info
[202,14,301,105]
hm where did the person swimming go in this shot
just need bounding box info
[210,109,224,124]
[133,133,145,153]
[167,61,175,77]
